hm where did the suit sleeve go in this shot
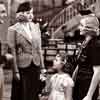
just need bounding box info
[7,27,19,73]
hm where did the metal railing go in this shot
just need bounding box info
[49,0,96,32]
[43,39,80,67]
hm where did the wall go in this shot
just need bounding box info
[0,0,9,42]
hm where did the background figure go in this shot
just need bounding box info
[40,21,50,47]
[7,2,45,100]
[73,15,100,100]
[48,53,74,100]
[0,2,7,100]
[0,2,13,100]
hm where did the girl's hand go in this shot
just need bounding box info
[40,73,47,81]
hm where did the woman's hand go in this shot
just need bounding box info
[82,95,92,100]
[40,73,47,81]
[5,53,13,60]
[13,72,20,81]
[40,68,47,82]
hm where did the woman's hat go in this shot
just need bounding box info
[80,15,100,36]
[81,15,99,29]
[16,2,31,13]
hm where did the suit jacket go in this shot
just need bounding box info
[7,22,43,68]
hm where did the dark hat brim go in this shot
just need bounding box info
[79,9,92,16]
[16,2,31,13]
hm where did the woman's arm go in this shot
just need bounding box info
[37,24,45,70]
[83,66,100,100]
[7,27,20,80]
[39,44,45,69]
[39,37,47,74]
[72,65,79,81]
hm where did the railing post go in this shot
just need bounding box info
[63,9,66,23]
[95,0,100,12]
[0,41,1,56]
[44,47,47,65]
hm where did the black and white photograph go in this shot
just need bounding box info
[0,0,100,100]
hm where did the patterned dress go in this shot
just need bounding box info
[48,73,74,100]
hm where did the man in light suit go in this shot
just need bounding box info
[0,1,14,100]
[7,2,46,100]
[0,2,8,100]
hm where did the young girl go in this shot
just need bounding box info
[48,53,74,100]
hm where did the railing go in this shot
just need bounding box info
[43,39,65,63]
[49,0,96,32]
[35,6,63,22]
[43,39,80,67]
[1,39,80,68]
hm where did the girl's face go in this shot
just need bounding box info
[53,55,63,71]
[23,8,34,22]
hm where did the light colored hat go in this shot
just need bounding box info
[81,15,99,29]
[80,15,100,36]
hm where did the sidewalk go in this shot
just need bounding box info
[4,69,12,100]
[3,69,100,100]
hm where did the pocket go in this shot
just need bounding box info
[17,45,23,55]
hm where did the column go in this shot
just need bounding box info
[95,0,100,12]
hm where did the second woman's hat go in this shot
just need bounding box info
[81,15,99,29]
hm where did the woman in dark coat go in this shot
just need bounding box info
[72,15,100,100]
